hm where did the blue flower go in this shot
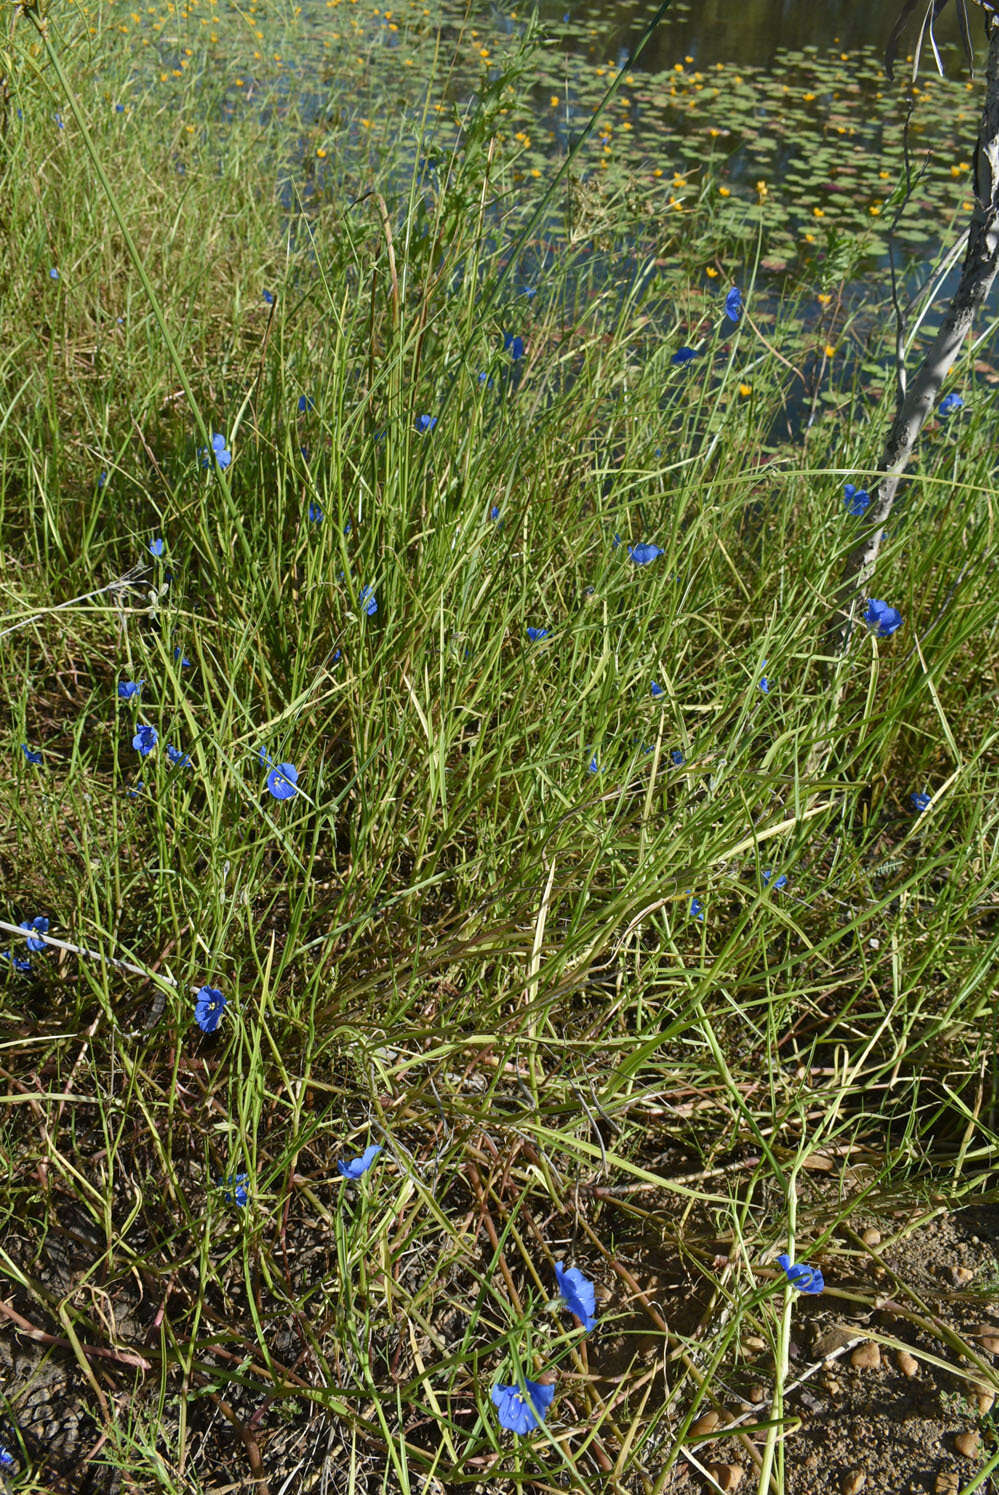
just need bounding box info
[762,869,787,890]
[200,433,232,470]
[526,626,549,641]
[166,744,192,767]
[118,679,144,699]
[359,585,378,616]
[588,755,599,774]
[114,102,125,112]
[555,1261,598,1331]
[776,1252,824,1294]
[864,599,903,637]
[97,470,108,488]
[297,394,314,412]
[127,780,144,798]
[939,393,964,415]
[843,483,871,517]
[309,503,324,523]
[20,916,49,952]
[266,762,299,800]
[194,984,226,1033]
[671,346,699,366]
[132,724,158,756]
[688,895,704,922]
[490,505,500,520]
[504,333,525,361]
[491,1379,555,1435]
[520,284,537,297]
[0,1443,13,1467]
[415,414,438,433]
[670,748,684,766]
[628,542,662,565]
[910,791,931,813]
[149,537,165,557]
[173,648,192,666]
[220,1171,249,1206]
[338,1143,382,1179]
[650,681,664,697]
[49,267,60,280]
[725,286,742,321]
[478,372,494,388]
[262,289,275,305]
[21,744,43,764]
[2,950,32,972]
[759,660,770,694]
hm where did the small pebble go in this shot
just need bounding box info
[743,1335,765,1353]
[850,1341,881,1371]
[896,1350,919,1379]
[707,1464,744,1492]
[952,1264,973,1285]
[971,1384,995,1415]
[748,1385,766,1404]
[861,1227,881,1246]
[972,1323,999,1354]
[841,1472,867,1495]
[691,1411,720,1437]
[955,1431,981,1459]
[935,1474,959,1495]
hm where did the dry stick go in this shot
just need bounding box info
[820,17,999,706]
[0,918,194,996]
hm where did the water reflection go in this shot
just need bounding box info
[539,0,974,74]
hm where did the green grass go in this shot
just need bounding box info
[2,1,999,1490]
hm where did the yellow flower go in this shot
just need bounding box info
[824,344,836,358]
[963,200,974,211]
[550,94,559,107]
[803,91,815,102]
[652,167,663,177]
[673,173,686,187]
[868,204,881,216]
[756,180,768,198]
[705,266,718,278]
[812,206,824,218]
[950,162,970,177]
[316,146,327,157]
[530,167,540,177]
[817,292,832,305]
[718,186,730,197]
[738,383,752,397]
[803,232,815,243]
[878,170,891,180]
[670,198,684,211]
[708,126,722,138]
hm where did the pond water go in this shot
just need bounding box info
[537,0,972,74]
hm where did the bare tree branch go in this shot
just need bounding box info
[826,15,999,658]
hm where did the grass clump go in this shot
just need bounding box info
[1,1,998,1491]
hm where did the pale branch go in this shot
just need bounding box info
[826,15,999,655]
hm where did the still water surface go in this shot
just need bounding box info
[540,0,971,73]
